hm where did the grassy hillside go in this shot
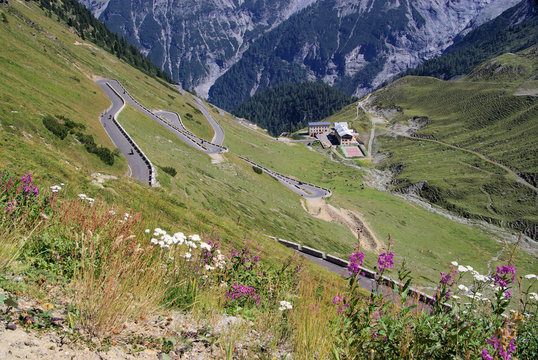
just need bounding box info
[1,3,537,358]
[209,104,537,286]
[371,46,537,239]
[1,0,535,291]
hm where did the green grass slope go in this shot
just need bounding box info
[371,46,537,239]
[1,0,535,290]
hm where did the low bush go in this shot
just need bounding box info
[43,115,67,140]
[252,166,263,175]
[161,166,177,177]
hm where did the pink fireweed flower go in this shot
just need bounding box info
[377,251,394,271]
[493,265,517,288]
[480,349,493,360]
[348,250,365,275]
[226,283,261,306]
[332,295,349,313]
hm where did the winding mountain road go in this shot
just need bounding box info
[97,78,331,199]
[96,79,155,186]
[104,79,227,155]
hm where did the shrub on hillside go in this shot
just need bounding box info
[252,166,263,175]
[161,166,177,177]
[43,115,68,139]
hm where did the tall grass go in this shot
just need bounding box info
[291,278,341,359]
[73,230,166,337]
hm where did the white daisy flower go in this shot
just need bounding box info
[457,265,468,273]
[524,274,537,280]
[458,285,469,292]
[451,261,458,266]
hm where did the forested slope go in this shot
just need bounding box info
[233,82,353,137]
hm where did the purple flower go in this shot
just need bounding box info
[347,250,365,275]
[332,295,349,313]
[504,291,511,298]
[493,265,517,288]
[377,251,394,271]
[487,337,516,360]
[480,349,493,360]
[226,283,261,305]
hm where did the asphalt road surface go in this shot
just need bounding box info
[96,80,153,185]
[190,97,225,146]
[238,156,331,199]
[104,79,226,155]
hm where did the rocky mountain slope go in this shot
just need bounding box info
[80,0,522,108]
[209,0,524,110]
[80,0,318,98]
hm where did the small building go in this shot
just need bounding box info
[334,122,355,145]
[308,122,331,137]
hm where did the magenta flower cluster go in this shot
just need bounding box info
[377,251,394,271]
[439,268,458,300]
[229,245,260,270]
[21,174,39,199]
[333,295,350,314]
[348,250,365,275]
[201,238,220,265]
[493,265,517,288]
[226,283,261,305]
[484,336,516,360]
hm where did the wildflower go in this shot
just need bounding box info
[50,185,61,193]
[347,250,365,275]
[504,291,511,298]
[332,296,349,313]
[474,274,489,282]
[278,300,293,311]
[108,210,116,215]
[457,265,469,273]
[188,234,201,242]
[145,229,150,233]
[458,285,469,292]
[204,264,215,271]
[493,265,517,288]
[226,283,261,306]
[452,295,460,299]
[480,349,493,360]
[524,274,537,279]
[220,281,228,288]
[183,252,192,259]
[451,261,458,266]
[529,292,538,301]
[150,238,158,245]
[186,241,197,249]
[200,242,211,251]
[377,251,394,270]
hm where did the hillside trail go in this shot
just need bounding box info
[357,94,385,161]
[301,197,382,252]
[359,95,538,194]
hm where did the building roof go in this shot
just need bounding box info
[335,122,353,137]
[308,122,331,127]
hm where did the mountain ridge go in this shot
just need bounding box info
[80,0,522,103]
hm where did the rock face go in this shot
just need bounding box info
[80,0,522,107]
[80,0,318,98]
